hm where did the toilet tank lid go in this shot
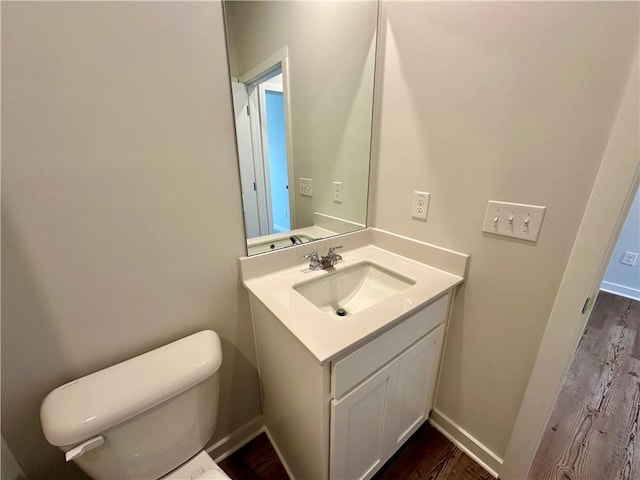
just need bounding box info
[40,330,223,447]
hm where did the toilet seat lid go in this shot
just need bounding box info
[194,468,231,480]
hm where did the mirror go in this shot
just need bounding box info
[223,0,378,255]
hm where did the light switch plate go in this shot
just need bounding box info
[299,178,313,197]
[482,201,546,242]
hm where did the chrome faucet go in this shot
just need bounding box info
[305,246,343,270]
[323,246,343,268]
[304,251,323,270]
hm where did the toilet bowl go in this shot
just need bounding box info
[40,330,231,480]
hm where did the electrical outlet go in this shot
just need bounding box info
[299,178,313,197]
[621,251,638,266]
[482,201,546,242]
[333,181,343,203]
[411,191,430,220]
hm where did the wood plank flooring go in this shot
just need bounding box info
[528,292,640,480]
[372,423,493,480]
[219,422,492,480]
[219,432,289,479]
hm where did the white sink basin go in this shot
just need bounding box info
[294,262,415,317]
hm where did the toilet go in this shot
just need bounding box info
[40,330,231,479]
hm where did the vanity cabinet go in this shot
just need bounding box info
[330,324,445,479]
[249,290,451,480]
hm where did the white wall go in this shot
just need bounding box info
[601,187,640,300]
[224,0,376,229]
[1,436,26,480]
[3,2,639,479]
[501,56,639,479]
[1,2,260,479]
[371,0,639,466]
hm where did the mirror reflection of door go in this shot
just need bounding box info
[232,81,261,238]
[232,63,293,238]
[259,75,290,233]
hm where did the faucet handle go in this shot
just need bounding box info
[327,246,343,264]
[303,251,323,270]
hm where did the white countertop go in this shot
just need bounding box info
[243,244,464,364]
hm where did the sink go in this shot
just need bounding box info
[294,262,415,317]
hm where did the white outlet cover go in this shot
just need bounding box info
[482,200,546,242]
[412,191,430,220]
[333,181,343,203]
[622,251,638,266]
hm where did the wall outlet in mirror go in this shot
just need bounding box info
[333,182,343,203]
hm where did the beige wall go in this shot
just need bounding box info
[371,0,639,463]
[224,0,376,229]
[502,56,640,479]
[1,2,260,479]
[3,1,639,479]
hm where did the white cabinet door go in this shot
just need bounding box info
[330,360,398,480]
[384,324,446,456]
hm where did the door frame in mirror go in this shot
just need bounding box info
[238,47,296,237]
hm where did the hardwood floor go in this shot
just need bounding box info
[219,422,492,480]
[528,292,640,480]
[219,432,289,480]
[372,423,493,480]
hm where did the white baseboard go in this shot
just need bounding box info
[204,411,503,478]
[429,409,501,478]
[263,427,296,480]
[207,415,264,463]
[600,282,640,301]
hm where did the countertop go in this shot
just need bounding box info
[243,244,464,364]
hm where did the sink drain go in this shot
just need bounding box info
[336,308,347,317]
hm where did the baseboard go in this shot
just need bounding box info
[600,283,640,301]
[263,427,296,480]
[429,409,501,478]
[207,415,264,463]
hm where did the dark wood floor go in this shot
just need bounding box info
[220,422,492,480]
[373,423,493,480]
[528,292,640,480]
[219,432,289,479]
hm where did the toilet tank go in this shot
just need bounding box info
[40,330,223,480]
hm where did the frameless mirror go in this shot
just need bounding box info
[223,0,378,255]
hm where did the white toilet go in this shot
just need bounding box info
[40,330,231,479]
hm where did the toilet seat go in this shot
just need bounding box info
[162,451,230,480]
[193,469,230,480]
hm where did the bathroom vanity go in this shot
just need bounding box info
[240,228,468,480]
